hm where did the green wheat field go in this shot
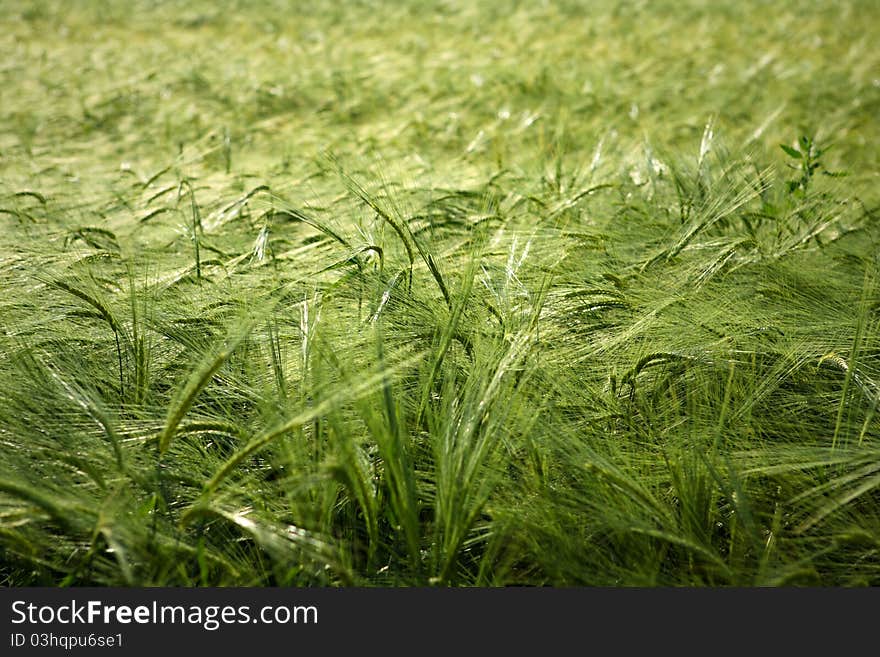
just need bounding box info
[1,0,879,586]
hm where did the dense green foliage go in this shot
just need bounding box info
[2,0,880,586]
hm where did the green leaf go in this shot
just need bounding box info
[780,144,801,159]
